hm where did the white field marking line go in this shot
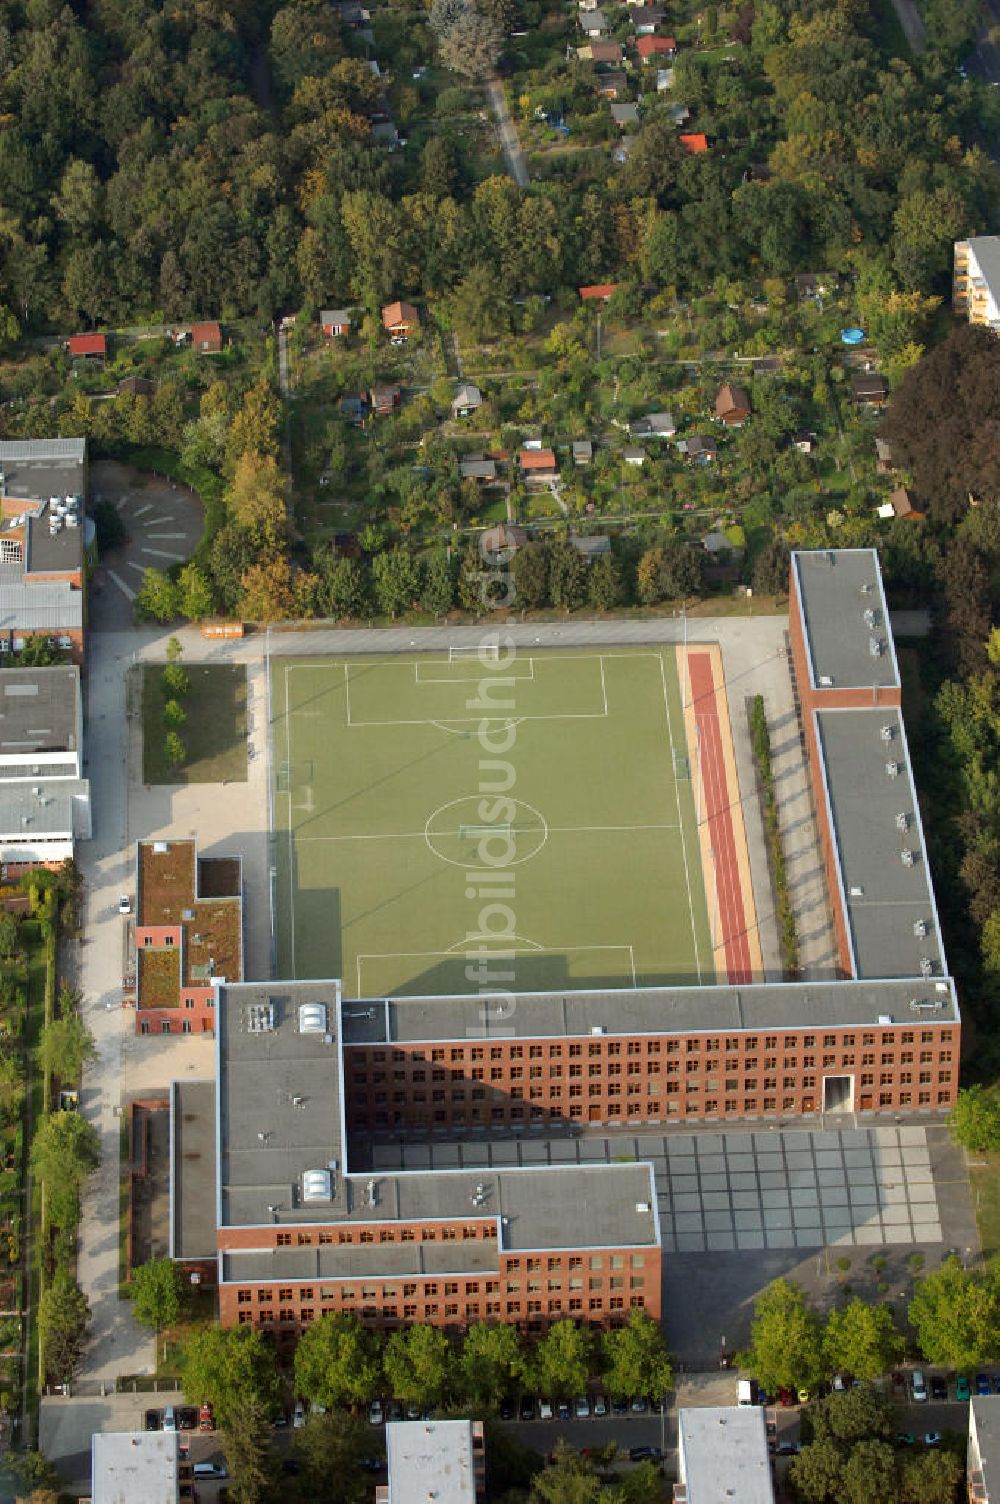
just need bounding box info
[126,560,148,575]
[599,654,608,717]
[294,820,681,843]
[140,547,183,560]
[658,654,703,985]
[284,664,297,980]
[145,531,188,541]
[355,943,638,997]
[133,503,153,517]
[106,569,136,601]
[287,650,662,674]
[344,662,352,726]
[414,658,536,684]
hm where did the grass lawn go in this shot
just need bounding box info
[970,1154,1000,1258]
[142,665,247,785]
[272,647,713,996]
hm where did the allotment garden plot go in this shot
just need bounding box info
[272,649,713,997]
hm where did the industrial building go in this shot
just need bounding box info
[378,1419,485,1504]
[0,666,90,870]
[0,439,88,662]
[674,1407,774,1504]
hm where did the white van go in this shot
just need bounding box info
[737,1379,757,1406]
[162,1405,177,1432]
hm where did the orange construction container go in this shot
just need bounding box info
[200,620,244,639]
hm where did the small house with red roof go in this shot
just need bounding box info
[680,133,709,154]
[636,35,676,61]
[382,301,419,339]
[579,284,618,302]
[191,321,222,353]
[68,333,106,360]
[518,448,558,480]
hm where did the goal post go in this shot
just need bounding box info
[449,644,500,662]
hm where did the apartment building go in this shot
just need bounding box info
[172,982,661,1337]
[131,838,242,1035]
[674,1407,774,1504]
[969,1397,1000,1504]
[91,1430,194,1504]
[0,439,88,662]
[954,237,1000,327]
[0,666,91,870]
[377,1420,485,1504]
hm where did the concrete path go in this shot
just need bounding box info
[889,0,925,52]
[486,78,529,187]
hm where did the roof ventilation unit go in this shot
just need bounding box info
[849,884,864,898]
[880,724,894,743]
[298,1002,327,1035]
[900,848,914,867]
[895,812,909,832]
[920,957,934,978]
[245,1001,274,1033]
[913,919,927,938]
[877,1014,893,1025]
[885,760,899,778]
[869,636,882,658]
[818,675,835,687]
[863,608,876,627]
[302,1168,334,1203]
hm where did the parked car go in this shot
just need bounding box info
[368,1399,384,1426]
[162,1406,177,1432]
[977,1374,992,1397]
[388,1400,403,1423]
[192,1463,228,1481]
[630,1395,648,1414]
[897,1433,916,1447]
[144,1409,160,1432]
[930,1378,947,1402]
[293,1401,306,1429]
[612,1396,628,1415]
[118,895,132,915]
[198,1402,214,1431]
[499,1398,515,1421]
[956,1376,972,1402]
[993,1375,1000,1396]
[796,1388,811,1405]
[519,1395,535,1421]
[575,1396,591,1419]
[890,1372,905,1397]
[778,1387,794,1408]
[557,1400,570,1422]
[406,1403,421,1421]
[911,1371,928,1403]
[593,1394,607,1418]
[629,1446,664,1463]
[832,1375,845,1392]
[775,1441,801,1456]
[539,1399,553,1422]
[177,1407,198,1431]
[923,1433,942,1448]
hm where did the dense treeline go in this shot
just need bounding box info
[0,0,992,341]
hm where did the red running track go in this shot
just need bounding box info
[687,653,754,984]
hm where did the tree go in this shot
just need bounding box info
[422,136,461,198]
[636,547,664,606]
[371,549,419,618]
[0,1052,24,1127]
[421,551,455,617]
[162,699,186,729]
[527,1443,602,1504]
[821,1300,903,1382]
[601,1309,673,1401]
[788,1438,844,1504]
[238,557,297,621]
[0,913,19,959]
[36,1012,95,1086]
[219,1392,277,1504]
[164,732,186,768]
[510,544,549,609]
[135,568,179,623]
[908,1256,1000,1368]
[436,7,502,78]
[225,453,289,550]
[587,553,625,611]
[180,1326,280,1428]
[738,1279,824,1394]
[130,1258,187,1334]
[948,1085,1000,1152]
[38,1271,89,1384]
[547,543,588,611]
[900,1448,963,1504]
[449,264,508,343]
[293,1413,375,1504]
[321,556,369,619]
[533,1320,594,1400]
[30,1111,99,1191]
[177,564,215,623]
[811,1386,893,1445]
[460,1323,526,1406]
[161,662,190,699]
[294,1313,382,1410]
[751,538,790,597]
[840,1439,897,1504]
[383,1325,452,1407]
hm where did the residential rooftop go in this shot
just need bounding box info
[0,666,79,753]
[970,1396,1000,1504]
[91,1430,179,1504]
[677,1406,774,1504]
[792,548,899,692]
[136,840,243,1003]
[384,1420,478,1504]
[815,708,946,980]
[339,976,958,1047]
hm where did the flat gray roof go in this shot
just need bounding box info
[971,1397,1000,1503]
[172,1080,217,1261]
[216,982,657,1258]
[0,779,89,841]
[0,560,83,632]
[386,1421,476,1504]
[26,509,85,575]
[815,708,946,980]
[341,976,958,1045]
[0,439,85,504]
[0,666,78,752]
[678,1407,773,1504]
[791,549,899,691]
[91,1431,178,1504]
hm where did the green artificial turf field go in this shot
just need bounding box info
[271,648,713,996]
